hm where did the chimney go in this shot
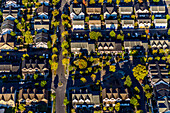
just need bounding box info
[2,87,5,93]
[27,89,30,93]
[10,86,14,93]
[80,89,82,93]
[33,88,36,93]
[86,89,88,93]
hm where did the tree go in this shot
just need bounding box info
[103,106,107,111]
[18,104,25,112]
[107,0,112,3]
[132,64,148,81]
[124,75,132,87]
[61,31,69,37]
[124,0,131,3]
[28,111,33,113]
[109,30,116,37]
[143,84,150,92]
[51,34,57,46]
[52,47,58,53]
[52,9,59,16]
[109,65,116,72]
[108,107,113,111]
[52,0,60,5]
[63,97,69,106]
[117,34,124,41]
[145,92,152,100]
[130,97,139,111]
[136,95,141,100]
[0,11,2,16]
[47,41,52,49]
[151,15,155,21]
[98,0,104,4]
[10,31,16,36]
[153,0,160,2]
[89,31,102,40]
[89,0,95,4]
[14,19,19,23]
[62,58,69,65]
[24,31,33,44]
[51,62,58,71]
[33,73,38,80]
[85,17,89,22]
[51,21,59,28]
[61,40,69,49]
[136,110,143,113]
[116,0,120,5]
[62,49,68,56]
[131,15,135,19]
[40,80,47,87]
[80,77,87,83]
[138,0,143,3]
[91,74,96,81]
[166,14,170,20]
[115,103,120,111]
[134,86,140,93]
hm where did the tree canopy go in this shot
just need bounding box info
[132,64,148,81]
[124,75,132,87]
[115,103,120,111]
[109,30,116,37]
[89,31,102,40]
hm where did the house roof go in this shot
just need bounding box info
[70,3,85,14]
[1,20,14,26]
[37,5,48,13]
[119,6,133,13]
[150,6,165,12]
[105,20,118,24]
[122,19,134,25]
[154,19,167,23]
[72,20,84,25]
[135,2,148,11]
[103,3,117,14]
[35,32,48,42]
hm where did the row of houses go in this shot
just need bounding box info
[70,33,169,54]
[70,0,169,30]
[0,57,50,80]
[0,0,51,51]
[0,86,48,108]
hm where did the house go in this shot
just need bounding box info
[135,2,149,14]
[71,89,100,109]
[34,32,48,48]
[89,20,101,30]
[154,19,167,28]
[124,40,148,52]
[103,3,118,30]
[1,20,14,34]
[119,6,133,15]
[21,58,49,79]
[72,20,84,30]
[98,38,122,54]
[70,3,85,20]
[5,0,19,8]
[121,19,134,29]
[150,6,165,14]
[34,19,49,31]
[38,0,49,4]
[0,86,16,107]
[0,34,15,51]
[0,62,19,77]
[148,60,170,113]
[3,7,18,20]
[18,88,48,106]
[102,88,130,107]
[150,36,169,49]
[36,5,49,19]
[86,6,101,15]
[71,42,95,54]
[137,13,151,28]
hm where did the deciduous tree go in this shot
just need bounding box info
[124,75,132,87]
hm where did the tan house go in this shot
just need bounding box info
[71,42,95,54]
[18,88,48,106]
[89,20,101,30]
[34,19,49,30]
[0,34,14,51]
[124,41,148,52]
[119,7,133,15]
[150,6,165,14]
[0,86,16,107]
[86,7,101,15]
[21,58,49,79]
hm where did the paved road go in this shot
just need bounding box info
[53,0,68,113]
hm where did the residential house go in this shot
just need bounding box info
[72,89,100,109]
[0,62,19,77]
[21,58,49,79]
[36,5,49,19]
[137,13,151,28]
[98,37,122,54]
[18,88,48,106]
[34,32,48,48]
[5,0,19,8]
[0,34,15,51]
[135,2,149,14]
[121,19,134,29]
[89,15,101,30]
[3,6,18,20]
[72,20,84,30]
[86,4,101,15]
[71,42,95,54]
[119,6,133,15]
[150,36,169,49]
[124,40,148,52]
[34,19,49,31]
[154,19,167,28]
[38,0,49,4]
[103,3,118,30]
[70,3,85,20]
[1,20,14,34]
[150,6,165,14]
[0,86,16,107]
[148,60,170,113]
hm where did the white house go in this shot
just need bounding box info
[154,19,167,29]
[122,20,134,29]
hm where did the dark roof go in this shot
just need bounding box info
[35,32,48,42]
[1,20,14,26]
[0,34,13,43]
[135,2,148,11]
[37,5,49,13]
[103,3,117,13]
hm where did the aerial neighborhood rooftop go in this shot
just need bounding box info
[0,0,169,112]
